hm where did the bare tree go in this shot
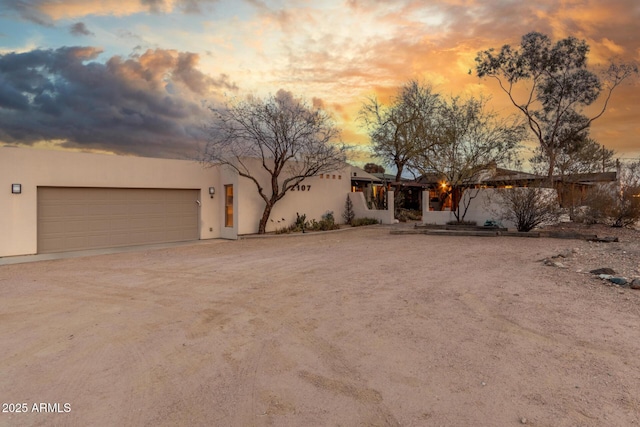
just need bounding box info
[531,134,615,177]
[363,163,385,174]
[413,95,525,223]
[476,32,637,181]
[359,80,440,195]
[531,131,615,213]
[202,90,346,234]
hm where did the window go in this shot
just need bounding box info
[225,185,233,227]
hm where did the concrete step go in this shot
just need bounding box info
[391,229,501,237]
[391,227,610,240]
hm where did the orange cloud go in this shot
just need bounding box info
[38,1,152,20]
[12,0,217,21]
[257,0,640,162]
[5,0,639,163]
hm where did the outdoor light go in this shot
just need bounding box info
[208,187,215,198]
[11,184,21,194]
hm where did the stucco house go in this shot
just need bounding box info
[1,147,371,257]
[419,165,618,227]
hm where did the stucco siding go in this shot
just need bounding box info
[0,147,220,257]
[349,191,395,224]
[421,188,561,229]
[235,158,351,234]
[1,148,355,256]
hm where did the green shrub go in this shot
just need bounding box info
[351,217,380,227]
[275,226,292,234]
[323,211,335,223]
[343,195,355,224]
[283,211,341,232]
[294,212,307,231]
[307,211,340,231]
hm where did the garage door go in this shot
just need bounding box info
[38,187,200,253]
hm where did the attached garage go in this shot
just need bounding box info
[37,187,200,253]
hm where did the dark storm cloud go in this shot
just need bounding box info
[1,0,218,26]
[70,22,93,36]
[0,46,237,158]
[1,0,54,26]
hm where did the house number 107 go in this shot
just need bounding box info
[291,185,311,191]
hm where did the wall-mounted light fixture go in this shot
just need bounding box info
[208,187,215,198]
[11,184,21,194]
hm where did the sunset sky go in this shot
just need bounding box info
[1,0,638,168]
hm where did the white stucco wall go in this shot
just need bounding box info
[457,188,516,228]
[0,147,220,257]
[235,158,351,234]
[349,191,395,224]
[422,188,518,228]
[1,148,359,255]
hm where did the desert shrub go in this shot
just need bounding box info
[275,212,308,233]
[343,195,355,224]
[581,182,640,227]
[279,211,342,233]
[323,211,336,223]
[278,212,310,233]
[494,187,561,232]
[351,217,380,227]
[396,208,422,222]
[577,184,614,225]
[275,226,292,234]
[306,211,340,231]
[578,160,640,228]
[320,211,340,230]
[611,185,640,227]
[294,212,307,230]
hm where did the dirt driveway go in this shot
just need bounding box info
[1,227,639,426]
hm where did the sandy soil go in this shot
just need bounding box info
[1,226,639,426]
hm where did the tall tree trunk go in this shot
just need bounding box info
[546,151,556,183]
[394,163,404,212]
[258,201,274,234]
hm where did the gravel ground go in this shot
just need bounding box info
[541,222,640,279]
[0,225,639,426]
